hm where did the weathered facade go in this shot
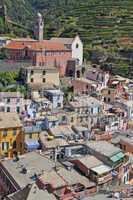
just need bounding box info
[0,112,24,158]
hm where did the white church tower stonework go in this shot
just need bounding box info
[34,12,44,41]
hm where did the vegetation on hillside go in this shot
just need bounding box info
[2,0,133,41]
[0,0,133,77]
[0,71,27,95]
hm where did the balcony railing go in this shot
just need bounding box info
[98,173,112,184]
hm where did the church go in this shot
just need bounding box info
[5,13,83,76]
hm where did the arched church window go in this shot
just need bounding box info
[76,43,79,48]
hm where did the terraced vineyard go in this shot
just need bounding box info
[38,0,133,42]
[28,0,133,65]
[3,0,133,42]
[1,0,133,77]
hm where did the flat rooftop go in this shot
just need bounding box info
[76,155,103,169]
[40,170,66,189]
[113,133,133,146]
[40,165,95,189]
[0,112,22,129]
[72,125,89,132]
[86,141,122,158]
[69,96,102,108]
[91,164,111,175]
[1,152,55,188]
[45,89,63,95]
[7,183,57,200]
[40,132,68,149]
[117,99,133,107]
[49,125,74,137]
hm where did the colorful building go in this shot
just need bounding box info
[0,152,55,194]
[23,65,60,87]
[0,92,25,113]
[72,78,97,95]
[85,141,129,185]
[5,39,71,76]
[51,35,83,66]
[0,112,24,158]
[43,89,63,109]
[68,96,103,128]
[72,155,112,188]
[5,14,84,77]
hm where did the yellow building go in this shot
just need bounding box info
[25,65,60,87]
[0,112,24,158]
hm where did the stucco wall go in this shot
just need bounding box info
[72,36,83,66]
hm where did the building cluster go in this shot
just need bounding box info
[0,13,133,200]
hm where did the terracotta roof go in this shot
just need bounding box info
[5,40,69,51]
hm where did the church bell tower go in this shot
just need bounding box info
[34,12,44,41]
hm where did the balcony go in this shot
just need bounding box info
[97,173,112,184]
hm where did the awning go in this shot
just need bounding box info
[91,164,111,175]
[110,152,125,163]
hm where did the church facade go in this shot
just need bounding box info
[5,13,83,76]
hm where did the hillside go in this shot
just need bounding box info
[0,0,133,77]
[1,0,133,40]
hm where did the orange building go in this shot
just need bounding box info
[0,112,24,158]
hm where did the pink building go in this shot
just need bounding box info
[0,92,25,113]
[5,40,71,76]
[72,78,97,95]
[5,13,84,77]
